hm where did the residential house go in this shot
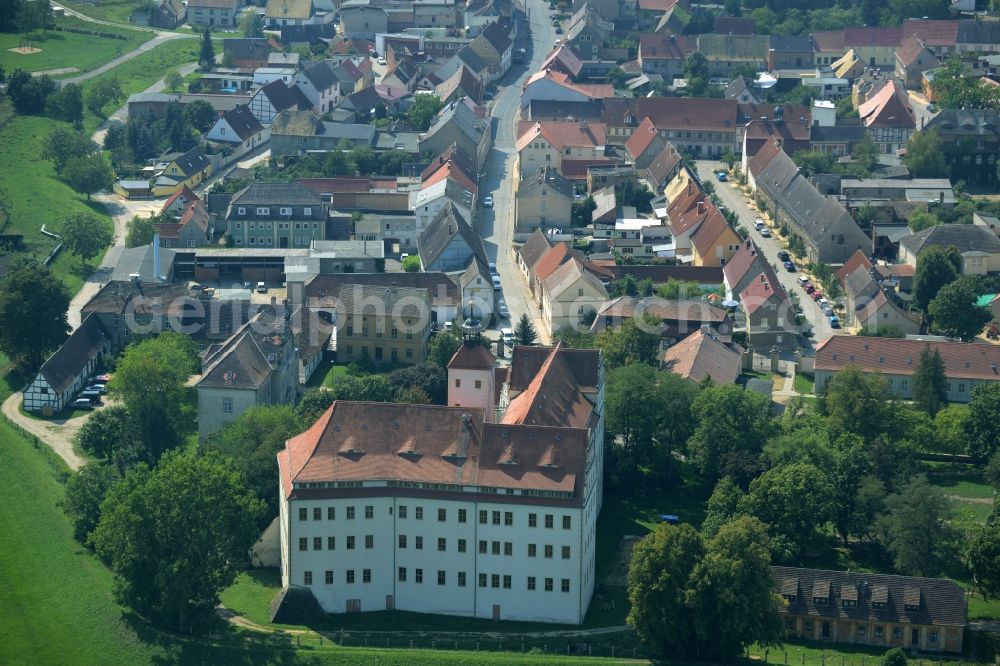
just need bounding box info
[418,97,492,172]
[661,326,743,384]
[815,336,1000,404]
[689,206,740,268]
[713,15,754,35]
[354,214,418,253]
[293,60,340,113]
[803,75,851,101]
[653,3,691,37]
[722,238,779,301]
[516,228,554,280]
[156,200,212,248]
[858,79,915,154]
[852,68,890,108]
[270,109,376,156]
[516,120,607,177]
[341,84,412,119]
[296,271,461,326]
[227,182,328,248]
[565,4,612,61]
[773,566,966,653]
[291,306,333,383]
[23,314,112,413]
[417,202,486,272]
[265,0,316,27]
[187,0,241,28]
[899,224,1000,275]
[831,49,865,81]
[382,58,421,92]
[435,46,491,84]
[413,177,475,235]
[956,19,1000,55]
[540,257,609,332]
[845,26,903,69]
[520,69,614,111]
[590,296,733,348]
[590,185,617,236]
[250,79,312,125]
[601,97,737,158]
[205,104,269,157]
[836,248,874,283]
[530,242,574,302]
[810,120,867,157]
[896,35,939,90]
[624,117,665,170]
[923,108,1000,185]
[740,273,797,351]
[857,289,922,336]
[516,166,574,234]
[275,342,604,624]
[331,58,367,97]
[739,103,813,159]
[196,309,299,440]
[641,143,682,192]
[725,75,762,104]
[460,255,496,325]
[768,34,814,70]
[152,146,213,197]
[973,211,1000,236]
[161,185,200,216]
[334,284,432,365]
[696,34,768,77]
[747,139,869,264]
[541,44,584,80]
[435,65,483,105]
[637,33,687,80]
[813,29,847,67]
[467,20,512,83]
[150,0,186,28]
[665,169,713,260]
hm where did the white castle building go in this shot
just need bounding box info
[276,316,604,624]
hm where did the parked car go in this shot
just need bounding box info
[256,281,267,293]
[753,218,765,230]
[759,227,772,238]
[817,297,829,306]
[492,275,502,290]
[79,390,103,404]
[822,305,834,316]
[715,171,727,182]
[829,315,840,328]
[783,261,796,272]
[483,195,494,207]
[797,276,810,287]
[489,262,497,275]
[811,291,824,301]
[71,398,96,410]
[377,56,387,66]
[777,250,790,261]
[497,300,509,319]
[500,327,514,347]
[91,373,112,383]
[555,26,563,34]
[87,383,107,393]
[804,284,816,294]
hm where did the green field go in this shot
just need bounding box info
[62,0,157,27]
[307,362,350,388]
[793,373,814,395]
[0,16,148,75]
[0,100,114,293]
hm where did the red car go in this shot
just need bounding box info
[804,284,815,294]
[812,291,824,301]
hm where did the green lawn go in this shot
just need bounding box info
[61,0,158,26]
[0,16,148,75]
[793,373,815,395]
[308,362,350,388]
[0,100,114,293]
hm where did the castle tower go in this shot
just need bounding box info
[447,302,497,422]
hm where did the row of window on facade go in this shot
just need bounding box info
[297,534,572,558]
[302,569,572,592]
[787,618,939,644]
[298,505,573,528]
[235,221,320,230]
[236,207,313,216]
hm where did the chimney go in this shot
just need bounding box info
[152,234,161,280]
[939,191,944,203]
[458,413,472,456]
[698,200,705,213]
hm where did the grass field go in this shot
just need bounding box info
[62,0,155,26]
[0,16,148,75]
[307,362,350,388]
[793,373,814,395]
[0,100,114,293]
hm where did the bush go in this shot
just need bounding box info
[883,647,907,666]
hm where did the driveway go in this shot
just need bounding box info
[479,0,557,345]
[1,392,87,470]
[695,159,834,348]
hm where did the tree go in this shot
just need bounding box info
[877,476,955,576]
[851,134,879,176]
[199,27,215,70]
[6,68,54,114]
[914,245,961,313]
[702,476,745,539]
[85,76,124,117]
[684,517,783,661]
[427,328,462,367]
[907,210,942,232]
[42,126,98,172]
[62,462,120,543]
[903,129,950,178]
[933,404,969,455]
[16,0,52,31]
[90,451,263,632]
[688,385,773,484]
[821,365,892,442]
[743,463,834,561]
[125,213,157,248]
[407,94,444,131]
[571,196,596,227]
[883,648,908,666]
[62,212,113,266]
[605,364,696,464]
[627,523,706,658]
[513,313,537,346]
[75,405,136,460]
[297,388,335,425]
[388,363,447,405]
[967,383,1000,460]
[183,100,217,133]
[109,333,198,461]
[401,255,421,272]
[791,149,838,178]
[327,373,395,402]
[0,0,20,31]
[968,520,1000,601]
[911,345,949,416]
[47,82,83,125]
[203,406,301,528]
[163,68,183,92]
[0,261,70,368]
[931,57,1000,112]
[61,154,115,200]
[929,275,991,340]
[596,316,659,370]
[683,51,709,96]
[239,9,263,37]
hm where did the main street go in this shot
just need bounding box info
[479,0,555,344]
[695,159,834,348]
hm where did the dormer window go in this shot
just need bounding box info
[872,601,887,610]
[843,599,857,608]
[814,596,829,606]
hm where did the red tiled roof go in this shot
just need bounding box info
[662,328,743,384]
[902,19,958,47]
[448,342,496,370]
[812,30,846,52]
[162,185,198,212]
[625,117,660,161]
[844,26,902,47]
[297,177,372,194]
[723,238,765,286]
[859,80,915,130]
[603,97,739,134]
[739,103,811,142]
[714,16,755,35]
[541,44,583,78]
[637,0,680,10]
[560,158,617,180]
[896,35,931,68]
[740,274,787,315]
[154,223,183,239]
[423,159,478,195]
[639,33,688,61]
[515,120,608,152]
[691,208,733,256]
[533,243,572,283]
[836,248,873,282]
[746,137,783,176]
[501,342,594,429]
[815,335,1000,381]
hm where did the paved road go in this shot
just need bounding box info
[59,30,193,86]
[695,159,833,348]
[479,0,555,345]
